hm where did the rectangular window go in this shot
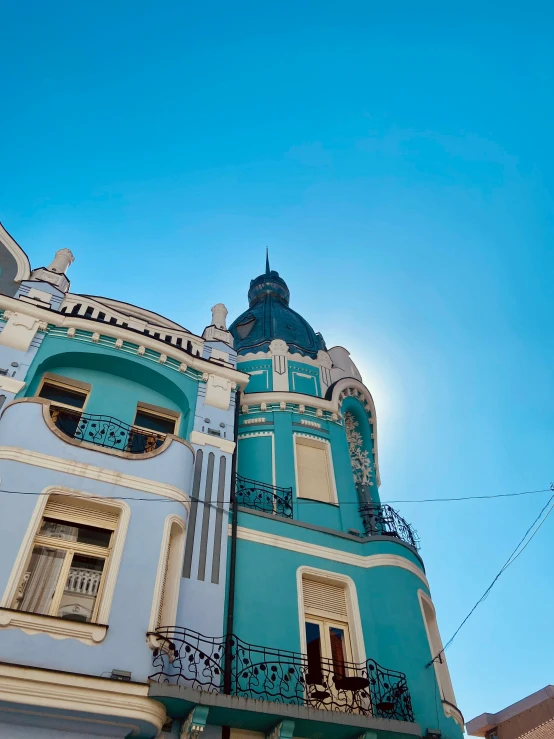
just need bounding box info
[11,497,119,623]
[129,403,178,453]
[38,374,91,437]
[302,577,357,703]
[295,436,335,503]
[39,382,88,410]
[134,404,177,435]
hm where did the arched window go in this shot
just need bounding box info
[418,590,456,705]
[150,516,186,630]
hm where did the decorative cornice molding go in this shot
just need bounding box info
[190,431,235,453]
[0,445,191,508]
[0,294,249,389]
[239,392,341,425]
[0,662,166,733]
[231,525,429,586]
[0,608,107,645]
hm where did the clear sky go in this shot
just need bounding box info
[2,0,553,724]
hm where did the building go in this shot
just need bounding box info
[467,686,554,739]
[0,224,465,739]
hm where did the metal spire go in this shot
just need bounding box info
[265,246,270,275]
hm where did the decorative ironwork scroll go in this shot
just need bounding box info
[235,474,293,519]
[359,503,419,550]
[149,628,414,723]
[50,406,166,454]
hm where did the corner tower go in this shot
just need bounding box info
[215,261,466,739]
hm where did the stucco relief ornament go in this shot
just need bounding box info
[344,411,374,486]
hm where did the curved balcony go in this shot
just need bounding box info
[0,400,195,502]
[235,474,293,519]
[50,406,166,455]
[359,503,419,550]
[149,627,414,722]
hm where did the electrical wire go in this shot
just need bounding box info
[0,486,550,506]
[428,485,554,666]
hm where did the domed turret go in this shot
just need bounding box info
[229,255,326,358]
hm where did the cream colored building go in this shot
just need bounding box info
[467,686,554,739]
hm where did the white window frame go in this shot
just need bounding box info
[297,566,365,665]
[418,590,458,711]
[148,514,186,632]
[293,433,338,505]
[0,487,130,644]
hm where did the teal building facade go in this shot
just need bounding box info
[0,224,464,739]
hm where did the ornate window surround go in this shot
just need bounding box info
[296,566,366,665]
[292,432,338,506]
[0,486,130,645]
[148,514,186,634]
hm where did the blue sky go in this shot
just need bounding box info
[2,0,554,724]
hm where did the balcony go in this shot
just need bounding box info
[359,503,419,550]
[50,406,166,455]
[235,474,293,519]
[149,628,414,723]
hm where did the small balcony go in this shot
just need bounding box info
[50,406,167,455]
[149,628,414,723]
[235,474,293,519]
[359,503,419,550]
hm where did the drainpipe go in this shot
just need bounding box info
[223,390,240,697]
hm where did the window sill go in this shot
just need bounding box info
[296,496,339,507]
[0,608,108,645]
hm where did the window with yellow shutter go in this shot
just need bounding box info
[294,436,336,503]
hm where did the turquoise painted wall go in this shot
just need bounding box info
[237,435,273,484]
[287,361,321,397]
[240,359,273,394]
[236,408,371,535]
[22,336,199,438]
[228,531,461,739]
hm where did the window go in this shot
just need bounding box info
[302,577,356,700]
[38,375,89,410]
[134,403,177,435]
[149,516,186,632]
[38,374,90,438]
[130,403,178,453]
[84,306,94,318]
[295,436,336,504]
[418,591,457,706]
[97,311,106,321]
[11,496,119,623]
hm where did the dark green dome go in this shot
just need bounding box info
[229,260,326,358]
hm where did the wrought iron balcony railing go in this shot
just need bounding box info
[359,503,419,550]
[235,474,293,519]
[50,406,166,455]
[149,628,414,722]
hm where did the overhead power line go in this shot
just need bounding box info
[0,485,551,507]
[427,484,554,666]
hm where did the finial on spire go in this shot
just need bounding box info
[265,246,270,275]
